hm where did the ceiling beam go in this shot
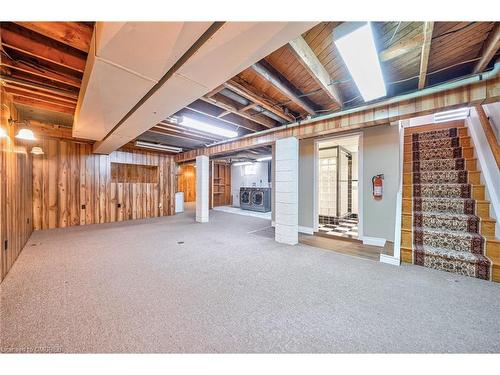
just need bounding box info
[11,95,75,115]
[5,87,77,109]
[288,36,343,108]
[418,22,434,90]
[149,127,215,144]
[13,22,93,53]
[473,23,500,73]
[250,61,317,115]
[3,84,77,105]
[205,84,225,98]
[224,79,295,122]
[0,52,82,88]
[184,100,265,132]
[1,23,87,72]
[201,94,277,129]
[0,74,79,98]
[157,121,223,141]
[379,33,424,62]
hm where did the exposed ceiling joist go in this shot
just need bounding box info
[379,33,424,62]
[224,79,295,122]
[0,74,79,98]
[201,94,277,129]
[149,127,214,144]
[0,52,82,88]
[157,121,223,141]
[5,87,76,109]
[11,95,75,114]
[418,22,434,90]
[288,36,343,107]
[251,61,317,115]
[3,84,78,105]
[473,23,500,73]
[13,22,93,53]
[185,100,265,132]
[205,84,225,98]
[1,24,87,72]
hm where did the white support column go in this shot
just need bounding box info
[275,137,299,245]
[196,155,209,223]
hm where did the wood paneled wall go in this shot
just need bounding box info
[1,91,33,282]
[212,162,231,207]
[177,164,196,202]
[32,139,177,230]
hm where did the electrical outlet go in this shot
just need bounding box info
[117,203,121,208]
[4,240,7,251]
[81,204,86,210]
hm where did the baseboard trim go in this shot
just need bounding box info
[362,236,386,247]
[379,254,401,266]
[299,226,314,235]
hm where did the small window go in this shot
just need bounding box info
[111,163,158,183]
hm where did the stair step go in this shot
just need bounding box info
[413,245,490,280]
[404,158,477,173]
[413,227,484,254]
[413,211,480,233]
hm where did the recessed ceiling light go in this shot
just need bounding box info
[256,156,272,161]
[15,128,36,141]
[181,116,238,138]
[434,107,470,123]
[334,22,386,102]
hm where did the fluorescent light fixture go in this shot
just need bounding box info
[233,161,252,166]
[256,156,272,162]
[181,116,238,138]
[434,107,470,123]
[135,141,182,153]
[0,127,7,138]
[334,22,386,102]
[15,128,36,141]
[30,146,44,155]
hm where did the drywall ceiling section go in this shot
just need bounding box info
[73,22,213,141]
[93,22,317,154]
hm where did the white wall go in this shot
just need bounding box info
[484,102,500,140]
[362,125,400,242]
[298,124,400,242]
[231,161,270,207]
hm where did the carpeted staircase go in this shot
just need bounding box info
[408,126,491,280]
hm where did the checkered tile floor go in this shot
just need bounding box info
[318,219,358,239]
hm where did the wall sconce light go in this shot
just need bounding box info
[8,118,37,141]
[0,127,7,138]
[30,146,44,155]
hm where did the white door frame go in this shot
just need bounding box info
[313,132,364,238]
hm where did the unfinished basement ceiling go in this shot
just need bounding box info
[1,21,498,154]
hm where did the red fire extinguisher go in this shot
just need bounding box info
[372,174,384,199]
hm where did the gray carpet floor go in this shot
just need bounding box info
[1,206,500,353]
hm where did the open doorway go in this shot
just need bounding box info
[316,135,360,240]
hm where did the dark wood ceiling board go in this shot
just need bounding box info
[431,22,493,51]
[302,22,330,49]
[4,69,80,96]
[5,87,77,109]
[13,22,93,53]
[12,95,75,115]
[0,22,87,73]
[264,45,333,110]
[236,69,306,116]
[1,51,82,89]
[379,22,422,48]
[3,83,78,104]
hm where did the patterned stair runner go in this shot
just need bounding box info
[411,127,491,280]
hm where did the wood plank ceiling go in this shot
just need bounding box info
[1,21,498,153]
